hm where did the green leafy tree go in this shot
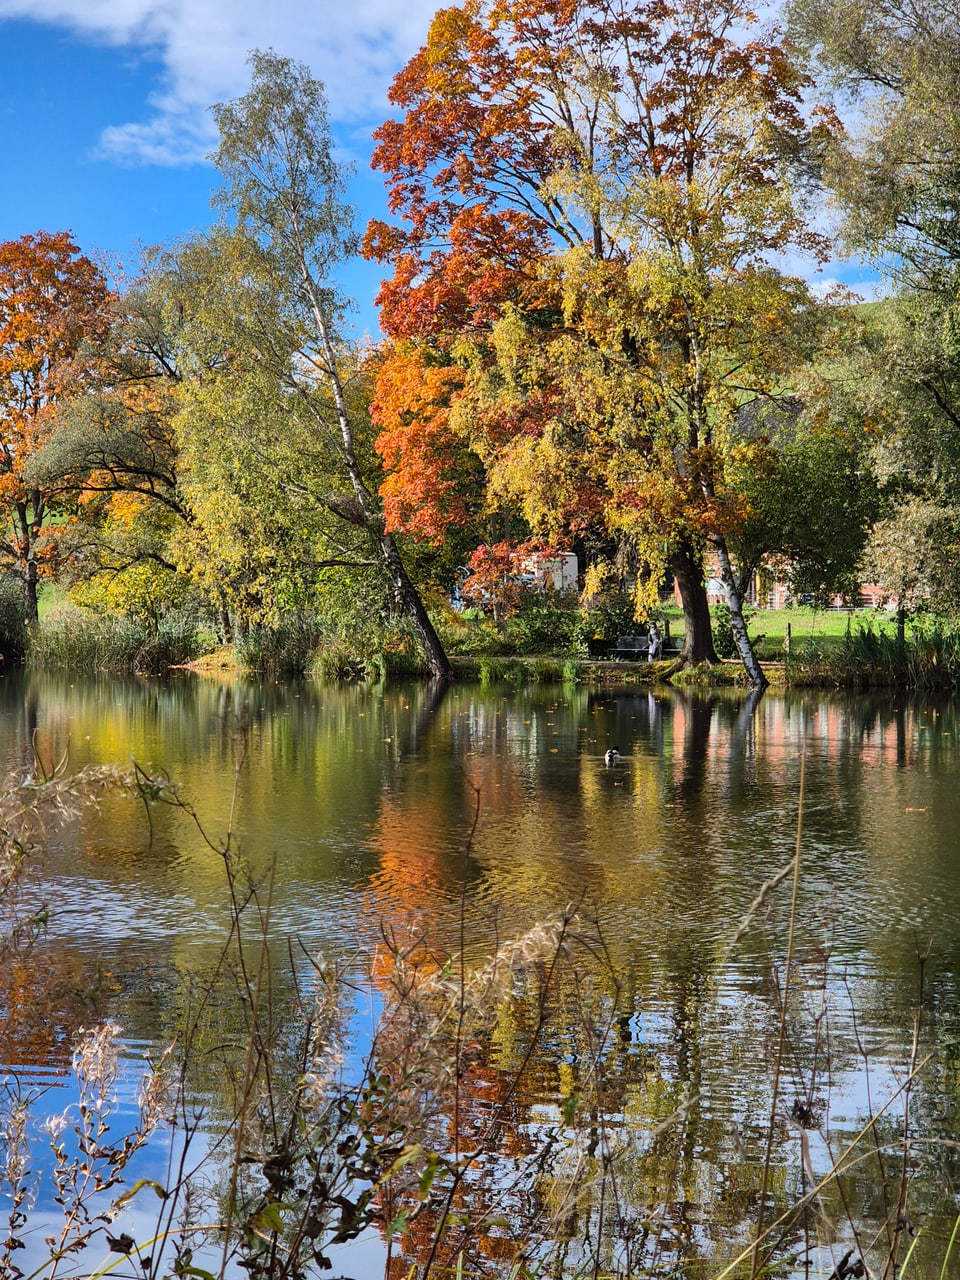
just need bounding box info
[847,296,960,620]
[788,0,960,283]
[789,0,960,621]
[727,389,878,605]
[189,50,452,677]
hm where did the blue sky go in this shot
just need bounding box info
[0,1,443,337]
[0,0,879,341]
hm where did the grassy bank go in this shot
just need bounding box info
[10,595,956,691]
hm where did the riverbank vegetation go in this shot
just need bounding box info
[14,590,960,694]
[2,0,960,690]
[2,752,957,1279]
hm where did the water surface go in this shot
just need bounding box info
[2,671,958,1276]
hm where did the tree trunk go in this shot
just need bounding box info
[669,537,718,667]
[21,553,39,623]
[379,531,453,681]
[713,536,768,691]
[13,503,39,623]
[217,593,234,645]
[299,271,453,682]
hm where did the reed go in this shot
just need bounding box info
[28,605,205,674]
[235,614,328,677]
[786,619,960,690]
[0,575,27,664]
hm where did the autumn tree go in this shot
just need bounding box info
[31,248,328,639]
[0,232,112,618]
[188,50,453,677]
[366,0,834,687]
[24,279,196,624]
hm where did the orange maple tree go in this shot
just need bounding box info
[365,0,834,682]
[372,343,478,540]
[0,231,112,618]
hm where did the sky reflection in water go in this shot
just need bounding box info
[2,672,959,1276]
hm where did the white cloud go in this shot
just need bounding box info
[0,0,439,164]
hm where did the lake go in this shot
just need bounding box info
[2,669,959,1278]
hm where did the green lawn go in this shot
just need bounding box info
[746,606,896,654]
[657,602,897,660]
[37,581,69,619]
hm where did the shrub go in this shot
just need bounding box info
[0,575,28,665]
[503,600,578,653]
[236,614,328,678]
[570,593,639,654]
[431,603,511,657]
[711,602,755,659]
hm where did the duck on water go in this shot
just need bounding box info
[604,747,620,766]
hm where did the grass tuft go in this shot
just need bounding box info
[28,605,205,674]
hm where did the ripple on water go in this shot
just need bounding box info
[38,876,218,953]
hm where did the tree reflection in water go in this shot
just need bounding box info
[2,674,960,1276]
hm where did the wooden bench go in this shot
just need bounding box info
[610,635,649,659]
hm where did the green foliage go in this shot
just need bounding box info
[502,598,578,654]
[0,575,27,664]
[528,655,564,682]
[788,0,960,282]
[478,656,527,686]
[307,638,365,681]
[787,0,960,624]
[562,656,583,683]
[570,592,640,654]
[235,614,430,682]
[436,588,639,660]
[432,606,512,657]
[786,617,960,689]
[712,602,756,659]
[731,398,879,602]
[235,614,329,678]
[670,662,739,687]
[845,297,960,615]
[360,645,427,683]
[862,495,960,615]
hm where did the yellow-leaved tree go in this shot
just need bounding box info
[366,0,839,686]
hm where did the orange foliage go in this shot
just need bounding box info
[0,232,111,488]
[365,0,831,654]
[366,0,819,342]
[0,231,112,603]
[372,345,482,540]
